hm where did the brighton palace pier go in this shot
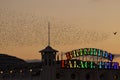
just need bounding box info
[0,45,120,80]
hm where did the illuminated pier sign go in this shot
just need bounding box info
[63,48,119,70]
[65,48,114,61]
[61,60,119,70]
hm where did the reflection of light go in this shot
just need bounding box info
[29,69,32,72]
[10,70,13,74]
[0,71,3,74]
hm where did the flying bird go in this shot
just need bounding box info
[113,32,117,35]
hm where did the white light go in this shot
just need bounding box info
[20,70,22,73]
[0,71,3,74]
[10,70,13,74]
[29,69,32,72]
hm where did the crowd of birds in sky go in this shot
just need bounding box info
[0,8,118,51]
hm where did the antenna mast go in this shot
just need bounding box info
[48,22,50,46]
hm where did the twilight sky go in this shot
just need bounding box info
[0,0,120,62]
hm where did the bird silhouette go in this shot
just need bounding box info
[113,32,117,35]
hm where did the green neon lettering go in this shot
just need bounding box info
[80,61,84,68]
[85,62,88,68]
[90,61,94,68]
[79,49,83,56]
[84,48,87,55]
[90,48,93,55]
[93,49,97,56]
[97,49,101,57]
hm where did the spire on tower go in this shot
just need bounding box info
[48,22,50,46]
[39,22,58,53]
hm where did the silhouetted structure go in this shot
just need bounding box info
[0,23,120,80]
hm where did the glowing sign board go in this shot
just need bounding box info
[61,60,119,70]
[63,48,119,70]
[65,48,114,61]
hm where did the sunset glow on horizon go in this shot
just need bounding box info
[0,0,120,63]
